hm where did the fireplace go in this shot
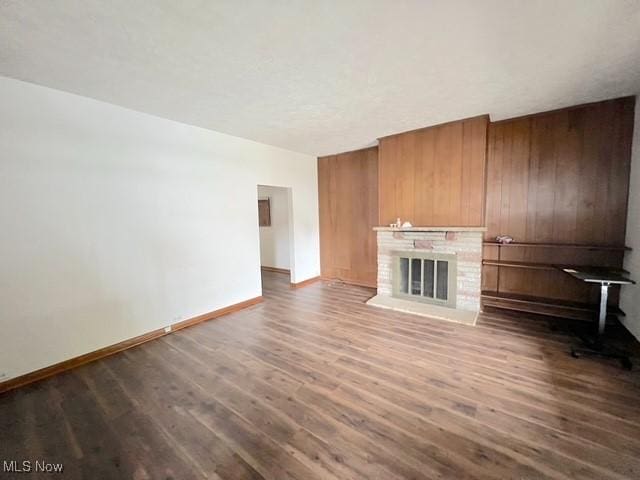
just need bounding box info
[393,251,457,307]
[366,226,485,325]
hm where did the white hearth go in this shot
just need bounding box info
[366,226,485,325]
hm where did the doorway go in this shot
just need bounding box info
[257,185,293,287]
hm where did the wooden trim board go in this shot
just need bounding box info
[171,296,263,331]
[290,276,321,289]
[321,276,376,289]
[260,266,290,274]
[0,296,263,395]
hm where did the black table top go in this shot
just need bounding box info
[558,266,636,285]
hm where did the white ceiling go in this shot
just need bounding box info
[1,1,640,156]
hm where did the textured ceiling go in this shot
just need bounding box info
[1,0,640,156]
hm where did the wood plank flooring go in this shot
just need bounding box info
[2,270,640,479]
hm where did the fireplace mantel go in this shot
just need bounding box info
[373,226,487,232]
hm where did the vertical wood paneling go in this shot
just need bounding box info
[512,120,530,240]
[414,129,435,226]
[551,111,579,244]
[401,133,417,223]
[483,96,635,304]
[574,107,599,242]
[334,155,351,269]
[317,155,333,278]
[485,97,634,245]
[378,115,488,227]
[318,147,378,287]
[377,138,396,224]
[533,115,556,242]
[461,122,473,225]
[468,118,488,225]
[610,98,636,242]
[486,124,502,239]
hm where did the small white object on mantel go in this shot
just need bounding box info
[401,221,413,228]
[373,226,487,232]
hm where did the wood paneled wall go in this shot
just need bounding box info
[378,115,488,227]
[483,96,635,303]
[317,96,635,307]
[318,147,378,287]
[485,97,635,245]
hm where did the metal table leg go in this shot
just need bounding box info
[571,280,632,369]
[597,283,609,336]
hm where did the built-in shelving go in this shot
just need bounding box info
[481,242,630,320]
[482,259,629,274]
[481,290,625,322]
[483,241,631,251]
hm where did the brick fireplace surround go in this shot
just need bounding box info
[367,226,485,324]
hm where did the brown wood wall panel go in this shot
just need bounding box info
[483,96,635,304]
[378,115,489,227]
[485,97,635,245]
[318,147,378,287]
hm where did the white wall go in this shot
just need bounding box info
[0,76,320,381]
[621,95,640,341]
[258,185,291,270]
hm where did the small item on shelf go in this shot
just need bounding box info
[396,218,401,229]
[496,235,514,244]
[401,221,413,228]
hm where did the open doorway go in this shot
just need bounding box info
[257,185,293,289]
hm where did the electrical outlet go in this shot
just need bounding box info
[164,326,172,334]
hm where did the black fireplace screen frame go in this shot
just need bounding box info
[391,251,457,308]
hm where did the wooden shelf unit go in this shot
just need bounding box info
[482,242,631,320]
[481,290,625,322]
[483,241,631,251]
[481,97,635,322]
[482,259,629,274]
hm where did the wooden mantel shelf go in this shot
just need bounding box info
[374,226,487,232]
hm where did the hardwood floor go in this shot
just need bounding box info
[2,271,640,479]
